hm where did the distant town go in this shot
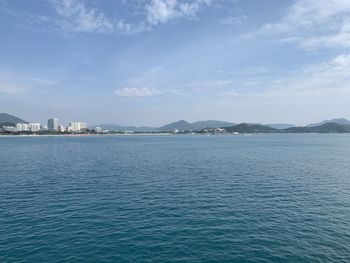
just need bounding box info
[1,113,350,135]
[1,118,104,135]
[0,114,171,135]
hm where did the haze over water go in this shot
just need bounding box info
[1,134,350,262]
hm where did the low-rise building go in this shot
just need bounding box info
[29,123,41,132]
[3,126,17,132]
[69,122,87,132]
[16,123,29,132]
[58,124,66,133]
[214,128,227,134]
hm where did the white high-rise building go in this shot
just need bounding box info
[69,122,87,132]
[16,123,29,132]
[29,123,41,132]
[95,127,102,133]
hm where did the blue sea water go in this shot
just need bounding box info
[1,134,350,262]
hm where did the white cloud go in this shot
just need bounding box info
[29,0,217,34]
[114,87,162,97]
[146,0,178,25]
[224,54,350,105]
[207,54,350,123]
[256,0,350,49]
[331,54,350,67]
[4,0,224,35]
[53,0,113,33]
[146,0,213,25]
[52,0,145,34]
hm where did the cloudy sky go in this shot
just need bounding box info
[1,0,350,126]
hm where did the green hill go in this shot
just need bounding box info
[284,123,350,133]
[158,120,236,131]
[0,113,27,127]
[223,122,350,134]
[224,123,278,133]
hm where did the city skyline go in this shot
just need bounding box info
[1,0,350,126]
[12,117,89,132]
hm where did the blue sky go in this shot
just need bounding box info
[1,0,350,126]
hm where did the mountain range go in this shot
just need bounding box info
[2,113,350,133]
[157,120,235,131]
[94,120,236,132]
[265,123,295,129]
[224,123,279,133]
[223,122,350,134]
[96,124,156,132]
[284,122,350,133]
[307,118,350,127]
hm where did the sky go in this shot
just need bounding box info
[1,0,350,126]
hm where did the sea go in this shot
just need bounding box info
[1,134,350,262]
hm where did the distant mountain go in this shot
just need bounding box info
[0,113,27,127]
[266,123,295,129]
[285,123,350,133]
[192,120,235,130]
[96,124,156,132]
[158,120,194,131]
[157,120,235,131]
[88,120,237,132]
[222,122,350,134]
[307,118,350,127]
[224,123,278,133]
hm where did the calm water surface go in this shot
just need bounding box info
[1,134,350,262]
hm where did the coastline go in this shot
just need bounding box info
[1,132,350,138]
[0,133,174,137]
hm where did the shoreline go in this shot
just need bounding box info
[0,133,174,137]
[1,132,350,138]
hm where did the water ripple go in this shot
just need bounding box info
[1,134,350,262]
